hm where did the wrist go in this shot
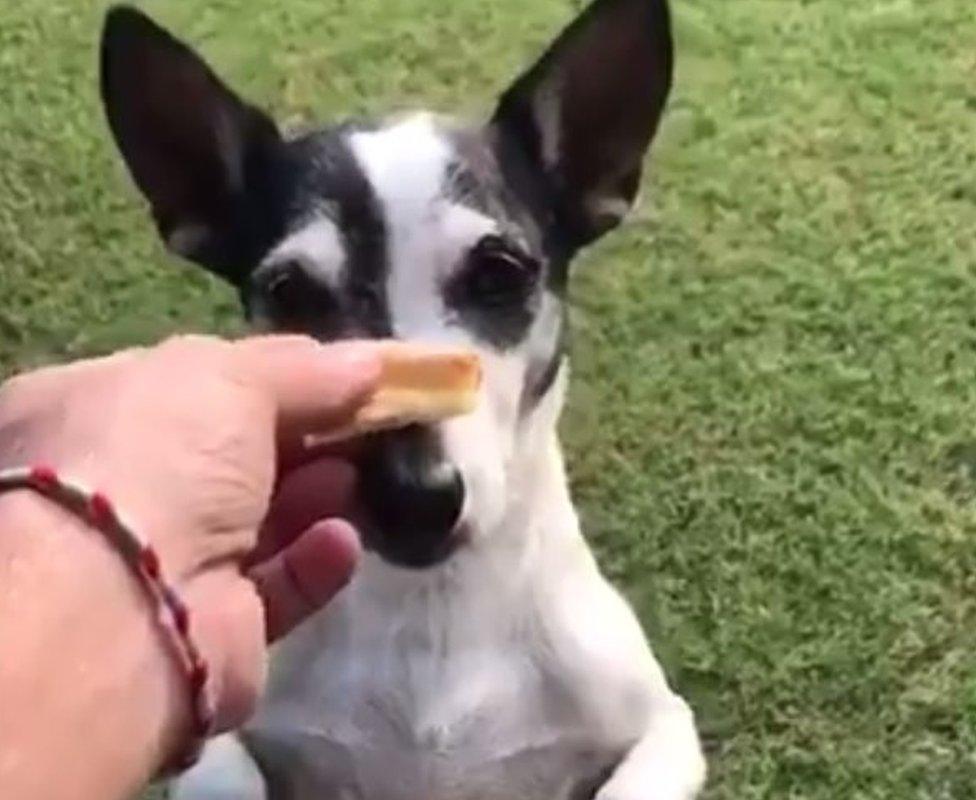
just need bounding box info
[0,490,187,797]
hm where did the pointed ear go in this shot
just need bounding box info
[490,0,674,251]
[100,6,283,284]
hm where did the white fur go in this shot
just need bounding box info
[349,114,497,340]
[171,735,264,800]
[348,116,524,538]
[263,217,346,286]
[175,116,705,800]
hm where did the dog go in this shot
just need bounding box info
[100,1,706,797]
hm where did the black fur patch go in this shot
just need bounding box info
[441,130,568,357]
[247,127,393,339]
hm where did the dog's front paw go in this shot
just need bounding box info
[594,751,705,800]
[595,778,700,800]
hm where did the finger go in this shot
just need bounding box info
[249,519,361,642]
[230,337,384,451]
[250,457,358,565]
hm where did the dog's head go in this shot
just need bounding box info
[100,0,673,569]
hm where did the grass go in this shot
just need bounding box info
[3,0,976,797]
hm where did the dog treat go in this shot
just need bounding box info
[308,344,482,445]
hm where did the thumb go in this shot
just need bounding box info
[249,519,361,641]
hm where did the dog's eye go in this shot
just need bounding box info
[256,261,340,336]
[265,262,306,307]
[444,236,541,348]
[464,236,540,305]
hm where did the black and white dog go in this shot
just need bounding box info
[100,1,705,797]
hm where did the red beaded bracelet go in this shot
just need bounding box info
[0,465,215,773]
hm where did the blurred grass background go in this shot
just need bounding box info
[2,1,976,797]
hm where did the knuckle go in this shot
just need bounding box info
[228,334,320,376]
[245,333,318,349]
[0,372,36,405]
[152,335,235,376]
[159,334,229,359]
[0,367,60,416]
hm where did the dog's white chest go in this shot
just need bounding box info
[247,561,623,800]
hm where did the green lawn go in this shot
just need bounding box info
[3,0,976,798]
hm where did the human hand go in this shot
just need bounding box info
[0,335,383,732]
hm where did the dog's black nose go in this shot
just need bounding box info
[359,427,466,569]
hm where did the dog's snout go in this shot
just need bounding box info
[380,458,464,538]
[360,427,466,569]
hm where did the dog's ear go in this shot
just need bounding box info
[100,6,283,284]
[490,0,673,251]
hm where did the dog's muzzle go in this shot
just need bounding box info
[358,426,466,569]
